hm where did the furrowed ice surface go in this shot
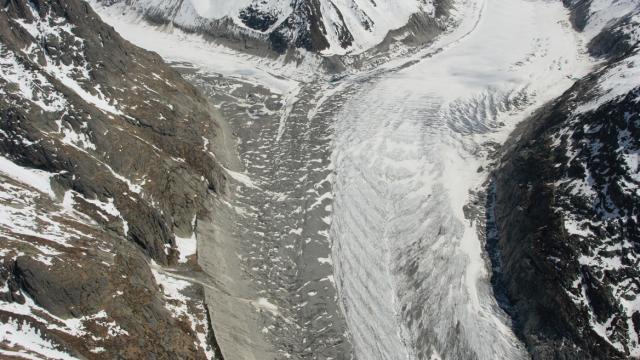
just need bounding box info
[330,0,592,358]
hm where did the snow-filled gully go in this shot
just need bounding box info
[330,0,591,358]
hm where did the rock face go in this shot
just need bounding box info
[93,0,450,56]
[0,0,227,357]
[494,0,640,358]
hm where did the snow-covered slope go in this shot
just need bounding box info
[94,0,450,56]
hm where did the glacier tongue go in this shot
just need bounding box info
[330,0,592,358]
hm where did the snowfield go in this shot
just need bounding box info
[99,0,440,55]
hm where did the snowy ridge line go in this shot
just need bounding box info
[95,0,443,56]
[88,0,310,94]
[323,0,484,96]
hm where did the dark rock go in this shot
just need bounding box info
[239,6,278,32]
[12,256,110,318]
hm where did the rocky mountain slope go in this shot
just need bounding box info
[494,0,640,358]
[0,0,229,357]
[93,0,452,58]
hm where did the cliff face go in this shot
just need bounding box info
[0,0,227,357]
[494,0,640,358]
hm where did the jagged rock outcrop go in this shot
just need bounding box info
[0,0,228,357]
[494,0,640,358]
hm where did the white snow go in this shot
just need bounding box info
[59,121,97,151]
[14,2,75,40]
[0,157,133,359]
[224,168,261,189]
[319,0,437,55]
[188,0,288,20]
[175,233,197,263]
[0,293,128,360]
[563,217,594,237]
[580,0,640,40]
[577,51,640,113]
[253,297,280,316]
[307,191,333,211]
[14,4,124,116]
[276,86,301,141]
[175,216,198,263]
[81,196,121,218]
[88,0,302,94]
[0,159,123,271]
[99,0,439,55]
[101,162,143,194]
[572,0,640,113]
[46,65,123,116]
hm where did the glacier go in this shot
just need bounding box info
[89,0,607,358]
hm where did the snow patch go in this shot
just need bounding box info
[0,156,54,197]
